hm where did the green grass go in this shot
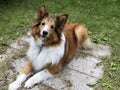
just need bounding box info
[0,0,120,90]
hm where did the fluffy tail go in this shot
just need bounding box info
[82,37,93,49]
[74,24,93,50]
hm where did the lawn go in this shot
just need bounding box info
[0,0,120,90]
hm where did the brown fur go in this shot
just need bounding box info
[21,62,33,74]
[21,5,91,75]
[47,63,62,74]
[46,23,89,74]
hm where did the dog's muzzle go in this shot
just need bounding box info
[41,30,48,38]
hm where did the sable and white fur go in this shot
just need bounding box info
[9,5,92,90]
[27,33,65,71]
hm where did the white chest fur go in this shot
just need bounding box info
[27,33,66,71]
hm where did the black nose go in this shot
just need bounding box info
[43,31,48,36]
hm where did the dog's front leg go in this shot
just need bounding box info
[24,69,53,88]
[9,62,33,90]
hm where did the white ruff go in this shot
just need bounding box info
[27,33,66,71]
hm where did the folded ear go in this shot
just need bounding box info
[55,14,68,31]
[33,5,49,26]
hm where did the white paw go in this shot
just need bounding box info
[24,75,41,88]
[24,78,35,88]
[9,81,21,90]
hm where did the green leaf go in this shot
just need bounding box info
[87,82,97,87]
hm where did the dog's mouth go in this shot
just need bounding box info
[41,35,48,40]
[41,35,46,38]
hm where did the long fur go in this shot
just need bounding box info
[9,5,92,90]
[27,33,66,71]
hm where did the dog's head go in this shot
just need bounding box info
[32,5,68,46]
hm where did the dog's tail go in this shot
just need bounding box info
[82,37,93,49]
[74,24,93,49]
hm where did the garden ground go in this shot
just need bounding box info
[0,0,120,90]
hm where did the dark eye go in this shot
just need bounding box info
[51,25,54,29]
[41,22,45,26]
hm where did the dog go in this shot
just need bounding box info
[9,5,92,90]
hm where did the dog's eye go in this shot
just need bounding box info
[41,22,45,26]
[51,25,54,29]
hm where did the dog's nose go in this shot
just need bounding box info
[43,31,48,36]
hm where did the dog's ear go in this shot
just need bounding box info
[55,14,68,31]
[33,5,49,26]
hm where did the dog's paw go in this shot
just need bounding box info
[24,75,41,88]
[24,78,35,88]
[9,81,21,90]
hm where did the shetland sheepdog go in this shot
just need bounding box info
[9,5,92,90]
